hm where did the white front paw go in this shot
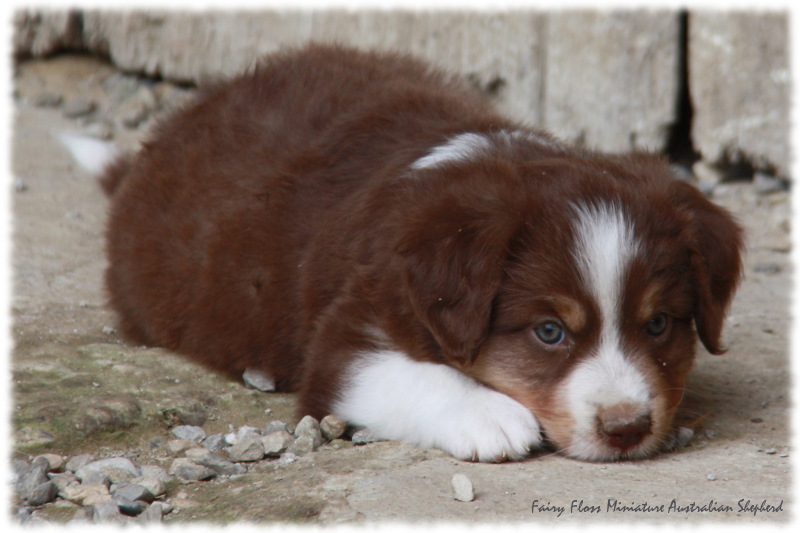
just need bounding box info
[438,388,543,462]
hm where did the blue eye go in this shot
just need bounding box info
[534,321,565,345]
[646,313,669,336]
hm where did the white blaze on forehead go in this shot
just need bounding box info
[410,132,492,170]
[566,202,650,433]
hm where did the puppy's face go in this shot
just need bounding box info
[399,148,743,462]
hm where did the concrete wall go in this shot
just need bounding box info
[13,8,791,178]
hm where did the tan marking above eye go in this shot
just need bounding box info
[550,295,586,333]
[638,282,665,324]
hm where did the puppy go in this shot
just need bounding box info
[65,44,743,462]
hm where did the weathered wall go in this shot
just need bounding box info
[13,8,791,178]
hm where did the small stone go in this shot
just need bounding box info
[33,454,66,473]
[171,425,206,442]
[201,434,228,452]
[15,464,48,500]
[79,470,111,487]
[351,428,382,444]
[184,447,211,461]
[243,368,276,392]
[91,500,123,523]
[61,483,110,505]
[176,408,208,427]
[167,439,201,457]
[319,415,347,440]
[264,420,290,435]
[692,161,725,191]
[112,482,155,503]
[707,473,718,481]
[276,453,298,465]
[194,453,247,476]
[753,172,785,195]
[62,97,96,118]
[227,434,265,462]
[101,325,117,335]
[287,434,315,456]
[765,448,778,455]
[236,426,261,441]
[15,178,28,191]
[139,465,170,483]
[76,458,140,483]
[320,415,348,441]
[262,430,295,457]
[115,496,148,517]
[169,458,217,481]
[130,476,166,498]
[27,481,59,506]
[294,415,323,449]
[48,472,79,493]
[137,502,166,524]
[452,473,475,502]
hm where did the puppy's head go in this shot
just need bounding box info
[398,136,743,461]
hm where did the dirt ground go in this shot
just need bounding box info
[7,55,792,525]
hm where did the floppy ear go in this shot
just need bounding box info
[673,181,744,354]
[396,198,518,367]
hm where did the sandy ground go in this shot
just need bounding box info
[7,55,792,525]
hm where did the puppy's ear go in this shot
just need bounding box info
[397,197,518,367]
[674,181,744,354]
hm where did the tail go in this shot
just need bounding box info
[55,131,131,196]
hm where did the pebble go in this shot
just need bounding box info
[11,415,384,524]
[91,500,123,523]
[14,178,28,192]
[34,454,66,472]
[111,482,155,503]
[27,481,59,506]
[294,415,324,449]
[75,458,140,482]
[201,434,228,452]
[451,473,475,502]
[226,434,266,462]
[114,496,148,517]
[753,172,785,195]
[707,473,718,481]
[243,368,276,392]
[167,439,201,457]
[171,425,206,442]
[287,434,316,456]
[264,420,290,435]
[129,476,166,498]
[320,415,348,441]
[195,453,247,476]
[262,430,295,457]
[351,428,383,444]
[16,464,49,500]
[169,458,217,482]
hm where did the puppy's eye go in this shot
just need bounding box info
[646,313,669,337]
[534,321,565,345]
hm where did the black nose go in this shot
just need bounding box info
[597,406,652,451]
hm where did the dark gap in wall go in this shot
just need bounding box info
[665,10,699,168]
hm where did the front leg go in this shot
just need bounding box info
[332,349,542,462]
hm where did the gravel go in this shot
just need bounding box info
[10,414,375,524]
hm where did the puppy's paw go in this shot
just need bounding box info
[437,387,543,462]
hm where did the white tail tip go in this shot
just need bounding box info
[55,131,120,176]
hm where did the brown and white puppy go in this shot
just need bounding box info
[63,44,743,462]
